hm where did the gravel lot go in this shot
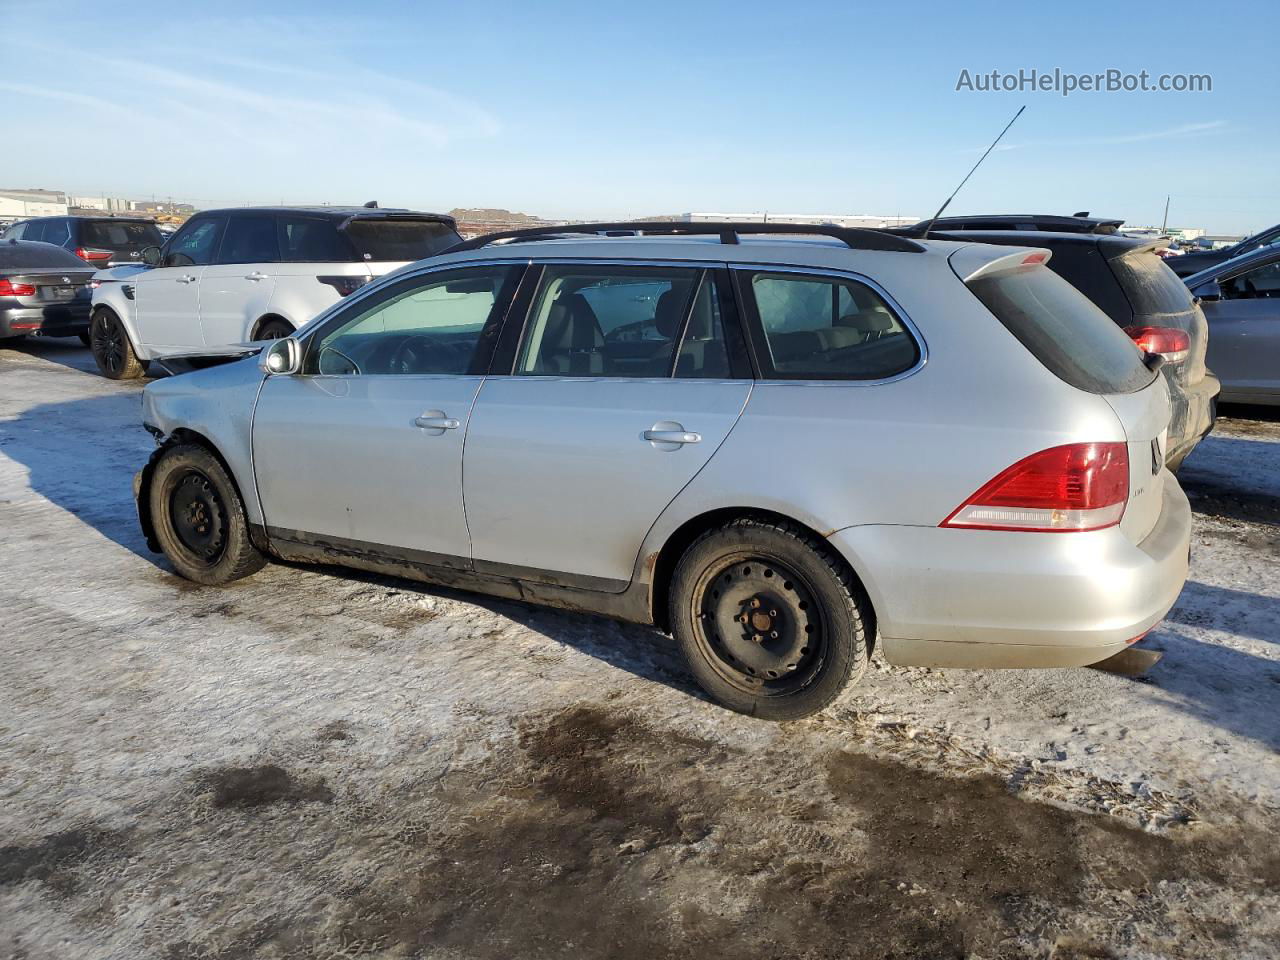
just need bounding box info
[2,338,1278,960]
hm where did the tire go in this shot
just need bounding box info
[255,318,293,340]
[77,332,91,347]
[149,443,268,585]
[90,308,146,380]
[669,518,870,720]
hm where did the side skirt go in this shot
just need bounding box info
[256,525,655,626]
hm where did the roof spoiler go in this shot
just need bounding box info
[949,245,1054,283]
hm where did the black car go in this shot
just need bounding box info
[933,230,1219,470]
[0,239,97,343]
[1167,223,1280,278]
[905,213,1124,235]
[0,216,165,267]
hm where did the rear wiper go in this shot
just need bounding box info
[1143,352,1166,374]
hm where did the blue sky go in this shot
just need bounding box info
[2,0,1277,233]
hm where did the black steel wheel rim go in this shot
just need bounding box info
[92,314,124,374]
[168,470,228,564]
[692,555,828,696]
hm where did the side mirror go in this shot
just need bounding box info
[1191,280,1221,302]
[140,245,162,266]
[259,337,301,375]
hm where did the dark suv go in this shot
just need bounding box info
[1,216,165,267]
[934,230,1219,469]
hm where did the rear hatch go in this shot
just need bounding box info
[339,215,461,274]
[956,246,1172,544]
[78,219,164,264]
[1105,243,1207,386]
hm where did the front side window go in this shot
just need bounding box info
[2,222,26,240]
[164,218,223,267]
[219,216,280,264]
[744,271,920,380]
[1221,259,1280,300]
[515,264,730,378]
[309,264,521,376]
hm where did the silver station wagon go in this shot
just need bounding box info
[134,222,1192,719]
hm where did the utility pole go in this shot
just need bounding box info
[1161,195,1171,234]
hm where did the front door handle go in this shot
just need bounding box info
[414,412,460,431]
[245,271,269,281]
[176,275,197,284]
[643,428,701,445]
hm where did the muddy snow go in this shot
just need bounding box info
[2,338,1277,959]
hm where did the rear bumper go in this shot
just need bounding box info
[1166,372,1220,469]
[828,479,1192,669]
[0,301,92,337]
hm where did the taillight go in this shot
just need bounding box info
[74,247,113,263]
[317,275,371,296]
[1125,325,1190,363]
[941,442,1129,533]
[0,279,37,296]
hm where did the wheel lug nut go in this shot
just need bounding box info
[769,609,778,617]
[770,631,779,639]
[753,634,764,643]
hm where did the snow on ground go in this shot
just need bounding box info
[1,338,1277,959]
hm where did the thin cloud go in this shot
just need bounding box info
[969,121,1228,153]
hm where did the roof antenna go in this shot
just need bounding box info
[911,104,1026,240]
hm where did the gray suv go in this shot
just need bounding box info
[134,222,1192,719]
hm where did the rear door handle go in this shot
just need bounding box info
[244,271,269,281]
[176,275,197,284]
[643,429,701,444]
[414,413,460,431]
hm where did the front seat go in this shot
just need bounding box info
[538,293,605,374]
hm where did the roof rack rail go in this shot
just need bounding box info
[446,221,927,254]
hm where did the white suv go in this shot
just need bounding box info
[88,206,460,379]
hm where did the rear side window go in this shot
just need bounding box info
[1109,251,1194,317]
[742,271,919,380]
[80,221,163,249]
[0,241,90,269]
[968,266,1154,394]
[342,219,459,262]
[277,217,350,262]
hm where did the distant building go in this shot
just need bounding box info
[1123,225,1207,242]
[0,191,69,221]
[129,200,196,215]
[678,212,917,230]
[69,196,134,213]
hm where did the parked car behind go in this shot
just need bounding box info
[1167,222,1280,278]
[931,230,1218,470]
[1,216,164,267]
[88,206,461,379]
[0,239,96,343]
[133,222,1191,720]
[1182,245,1280,405]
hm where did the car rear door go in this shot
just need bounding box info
[1202,257,1280,401]
[131,215,224,352]
[462,261,752,589]
[252,262,525,564]
[199,213,279,346]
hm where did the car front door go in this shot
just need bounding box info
[1203,256,1280,400]
[131,216,224,352]
[462,262,752,589]
[251,262,525,564]
[200,213,279,347]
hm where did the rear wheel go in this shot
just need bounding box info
[149,443,267,585]
[255,318,293,340]
[670,518,870,720]
[90,308,146,380]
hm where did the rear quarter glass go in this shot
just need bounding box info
[967,265,1155,395]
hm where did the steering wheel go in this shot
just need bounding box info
[387,334,439,375]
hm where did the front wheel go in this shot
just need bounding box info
[90,308,146,380]
[149,443,267,585]
[670,518,870,720]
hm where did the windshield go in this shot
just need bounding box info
[81,220,163,249]
[342,219,460,263]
